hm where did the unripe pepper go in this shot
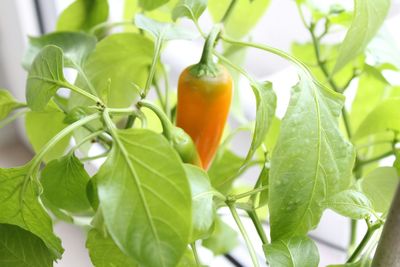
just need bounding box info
[138,100,201,167]
[176,26,232,169]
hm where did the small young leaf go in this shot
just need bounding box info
[244,81,276,164]
[269,72,355,240]
[333,0,391,73]
[95,128,191,267]
[41,153,91,213]
[208,149,244,194]
[172,0,207,21]
[0,224,54,267]
[135,14,197,41]
[0,165,63,259]
[0,89,24,121]
[322,190,375,220]
[361,167,399,213]
[56,0,109,32]
[184,164,216,242]
[202,217,238,255]
[26,45,67,111]
[208,0,271,38]
[23,32,96,70]
[265,236,319,267]
[354,98,400,141]
[86,228,138,267]
[139,0,169,11]
[25,102,71,162]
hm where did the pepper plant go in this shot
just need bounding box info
[0,0,399,266]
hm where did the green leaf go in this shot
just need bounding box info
[139,0,170,11]
[184,164,215,242]
[95,128,191,267]
[26,45,67,111]
[25,102,71,162]
[208,149,244,194]
[269,73,355,240]
[0,165,63,259]
[23,32,96,70]
[77,33,154,108]
[0,224,53,267]
[172,0,207,21]
[354,98,400,141]
[202,217,238,255]
[41,153,91,213]
[244,81,276,163]
[86,228,138,267]
[208,0,271,38]
[333,0,391,73]
[264,117,281,153]
[56,0,109,32]
[322,190,375,219]
[135,14,197,41]
[361,167,399,213]
[265,236,319,267]
[0,89,24,121]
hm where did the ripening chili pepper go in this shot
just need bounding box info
[176,26,232,169]
[139,100,202,167]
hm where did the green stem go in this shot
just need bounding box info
[138,100,173,140]
[71,130,105,152]
[199,25,221,66]
[74,64,99,97]
[89,20,133,35]
[347,221,382,263]
[247,209,269,245]
[216,53,257,85]
[153,77,166,111]
[227,203,260,267]
[161,65,171,119]
[233,185,269,201]
[220,0,238,23]
[80,151,110,162]
[63,82,104,107]
[357,150,395,168]
[144,37,163,97]
[349,220,358,255]
[0,109,28,129]
[190,243,201,267]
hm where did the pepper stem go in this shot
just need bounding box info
[138,100,173,140]
[190,25,222,77]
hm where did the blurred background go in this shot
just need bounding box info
[1,0,400,266]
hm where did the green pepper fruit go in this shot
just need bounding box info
[172,127,202,166]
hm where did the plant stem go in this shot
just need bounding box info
[153,77,166,111]
[80,151,110,162]
[221,0,238,23]
[357,150,395,168]
[0,109,28,129]
[138,100,173,140]
[227,203,260,267]
[372,183,400,266]
[89,20,133,35]
[71,130,105,152]
[247,209,269,245]
[349,220,358,255]
[347,220,382,263]
[233,185,269,200]
[190,243,201,267]
[144,37,163,97]
[63,82,104,107]
[161,65,171,119]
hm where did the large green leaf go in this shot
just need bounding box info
[139,0,169,11]
[354,98,400,141]
[0,224,53,267]
[269,72,355,240]
[86,228,138,267]
[25,102,71,162]
[26,46,67,111]
[202,217,238,255]
[333,0,391,73]
[172,0,207,21]
[0,89,24,121]
[361,167,399,213]
[41,153,91,213]
[184,164,215,242]
[23,32,96,70]
[78,33,154,108]
[322,190,375,220]
[265,236,319,267]
[208,0,271,38]
[244,81,276,163]
[0,165,63,259]
[56,0,109,32]
[95,128,191,267]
